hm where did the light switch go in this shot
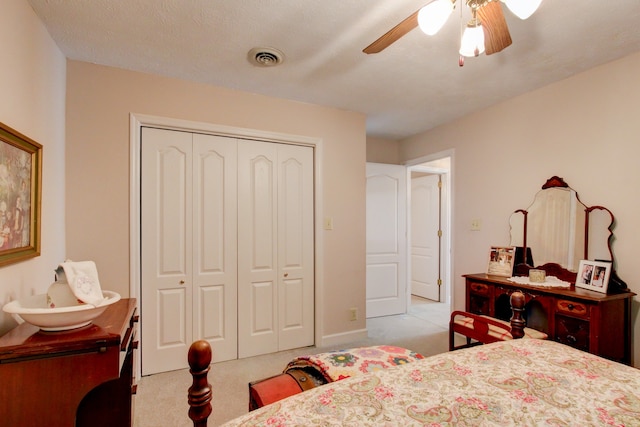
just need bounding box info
[471,219,481,231]
[324,217,334,230]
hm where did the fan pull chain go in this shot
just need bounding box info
[459,0,465,66]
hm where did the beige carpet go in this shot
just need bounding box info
[134,298,450,426]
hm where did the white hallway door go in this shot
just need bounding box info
[141,128,314,375]
[411,174,442,301]
[366,163,407,318]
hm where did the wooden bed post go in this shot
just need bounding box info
[188,340,212,427]
[509,291,526,339]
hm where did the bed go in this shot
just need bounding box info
[187,337,640,426]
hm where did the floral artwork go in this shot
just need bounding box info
[0,122,41,267]
[0,141,32,250]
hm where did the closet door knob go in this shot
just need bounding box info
[284,273,289,277]
[179,280,185,285]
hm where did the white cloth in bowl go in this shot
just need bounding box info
[60,261,105,306]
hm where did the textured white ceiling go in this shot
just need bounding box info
[26,0,640,139]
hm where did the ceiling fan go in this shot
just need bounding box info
[363,0,542,62]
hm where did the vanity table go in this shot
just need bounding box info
[0,298,138,427]
[464,274,634,363]
[465,176,635,364]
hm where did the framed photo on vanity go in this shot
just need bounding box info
[487,246,515,277]
[576,260,611,293]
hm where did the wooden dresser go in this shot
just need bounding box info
[0,298,138,427]
[464,274,634,364]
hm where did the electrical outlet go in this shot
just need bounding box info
[470,218,481,231]
[349,307,358,321]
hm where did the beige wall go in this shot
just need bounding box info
[0,0,66,335]
[366,136,400,164]
[65,61,367,343]
[3,0,639,364]
[399,52,640,365]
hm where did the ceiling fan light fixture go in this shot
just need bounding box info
[418,0,455,36]
[459,19,485,57]
[502,0,542,20]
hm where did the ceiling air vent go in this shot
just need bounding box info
[248,47,284,67]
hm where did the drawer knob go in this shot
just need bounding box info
[567,335,577,344]
[567,303,575,310]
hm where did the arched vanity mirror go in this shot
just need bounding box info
[509,176,626,291]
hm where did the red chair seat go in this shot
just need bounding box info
[449,311,547,351]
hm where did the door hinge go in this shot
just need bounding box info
[437,279,442,286]
[437,229,442,237]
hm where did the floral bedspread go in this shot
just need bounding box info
[284,345,424,382]
[222,339,640,426]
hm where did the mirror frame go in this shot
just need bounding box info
[512,176,627,291]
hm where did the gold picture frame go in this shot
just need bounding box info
[0,122,42,267]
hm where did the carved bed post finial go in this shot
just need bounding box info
[509,291,526,339]
[188,340,212,427]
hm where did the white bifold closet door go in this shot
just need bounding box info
[237,141,314,358]
[141,127,314,375]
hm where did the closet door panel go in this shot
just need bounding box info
[159,289,187,344]
[281,278,304,328]
[277,144,314,350]
[251,156,276,269]
[193,133,238,361]
[199,286,224,338]
[238,141,278,358]
[196,147,227,272]
[251,280,276,331]
[141,127,193,375]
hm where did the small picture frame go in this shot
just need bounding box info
[575,260,611,293]
[487,246,515,277]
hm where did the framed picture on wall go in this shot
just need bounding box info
[487,246,515,277]
[0,121,42,267]
[576,260,611,293]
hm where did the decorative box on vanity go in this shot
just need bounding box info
[0,298,138,427]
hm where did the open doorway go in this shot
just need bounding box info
[365,152,452,324]
[406,154,452,326]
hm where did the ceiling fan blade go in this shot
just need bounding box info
[477,1,512,55]
[363,9,420,54]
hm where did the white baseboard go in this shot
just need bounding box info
[318,328,368,348]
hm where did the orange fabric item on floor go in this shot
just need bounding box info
[248,373,303,411]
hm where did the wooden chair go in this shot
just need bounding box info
[449,290,548,351]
